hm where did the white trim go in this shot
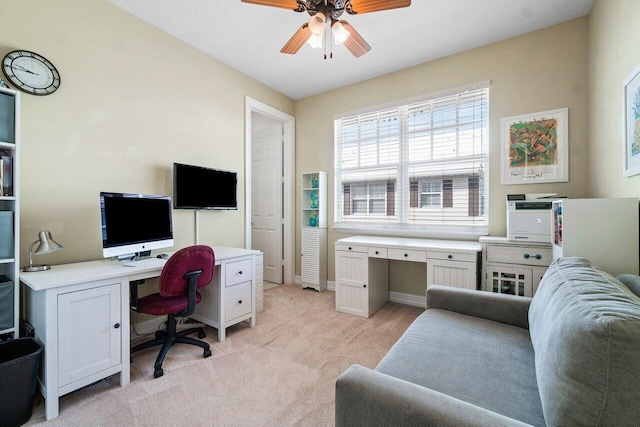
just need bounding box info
[295,275,336,292]
[333,80,491,119]
[333,222,488,240]
[389,291,425,308]
[245,97,296,285]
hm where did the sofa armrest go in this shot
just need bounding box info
[336,364,532,427]
[426,285,531,329]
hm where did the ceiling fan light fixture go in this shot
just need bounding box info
[307,32,324,48]
[331,21,350,45]
[308,12,326,35]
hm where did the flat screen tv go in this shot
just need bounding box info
[100,192,174,259]
[173,162,238,210]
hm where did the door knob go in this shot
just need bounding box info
[114,323,121,329]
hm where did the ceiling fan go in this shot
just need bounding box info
[241,0,411,58]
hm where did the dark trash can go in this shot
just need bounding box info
[0,338,43,427]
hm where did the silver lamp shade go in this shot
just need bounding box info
[23,230,63,272]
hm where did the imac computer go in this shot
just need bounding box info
[100,192,174,260]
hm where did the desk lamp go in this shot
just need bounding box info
[23,230,63,272]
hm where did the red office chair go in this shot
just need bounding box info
[130,245,215,378]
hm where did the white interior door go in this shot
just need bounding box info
[251,122,283,284]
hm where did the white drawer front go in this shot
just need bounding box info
[225,259,252,287]
[336,244,369,253]
[225,281,252,321]
[388,248,427,263]
[486,245,552,267]
[427,251,477,263]
[368,247,388,258]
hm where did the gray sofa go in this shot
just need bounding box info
[335,257,640,426]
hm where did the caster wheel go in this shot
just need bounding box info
[198,331,206,339]
[204,349,212,358]
[153,368,164,378]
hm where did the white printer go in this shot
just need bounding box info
[506,194,557,243]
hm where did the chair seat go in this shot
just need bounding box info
[137,292,202,315]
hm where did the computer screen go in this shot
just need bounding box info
[100,192,174,259]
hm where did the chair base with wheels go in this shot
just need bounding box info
[130,245,215,378]
[131,315,212,378]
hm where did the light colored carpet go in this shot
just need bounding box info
[25,285,423,426]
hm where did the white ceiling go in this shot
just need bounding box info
[106,0,594,100]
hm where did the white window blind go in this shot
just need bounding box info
[334,84,489,236]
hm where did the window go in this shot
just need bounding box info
[334,83,489,237]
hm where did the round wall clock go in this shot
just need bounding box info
[2,50,61,96]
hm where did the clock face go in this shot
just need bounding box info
[2,50,60,95]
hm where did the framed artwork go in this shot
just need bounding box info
[500,108,569,185]
[623,64,640,177]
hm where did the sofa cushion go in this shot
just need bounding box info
[375,309,545,427]
[529,257,640,426]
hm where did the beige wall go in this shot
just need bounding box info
[1,0,293,267]
[588,0,640,197]
[295,18,589,293]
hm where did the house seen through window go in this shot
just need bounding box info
[334,83,489,236]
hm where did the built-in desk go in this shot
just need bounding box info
[335,236,482,318]
[20,246,261,421]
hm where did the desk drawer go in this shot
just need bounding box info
[486,245,552,267]
[427,251,478,263]
[388,248,427,263]
[335,244,368,253]
[225,259,252,287]
[225,280,252,321]
[368,247,388,258]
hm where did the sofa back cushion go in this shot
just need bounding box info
[529,257,640,426]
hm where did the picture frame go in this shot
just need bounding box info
[500,107,569,185]
[622,63,640,177]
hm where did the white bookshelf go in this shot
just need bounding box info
[301,172,327,291]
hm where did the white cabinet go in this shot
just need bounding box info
[301,172,327,291]
[480,236,552,297]
[426,250,479,291]
[335,245,388,318]
[0,87,19,340]
[57,283,122,390]
[552,198,639,276]
[23,277,130,421]
[255,252,264,313]
[301,228,327,291]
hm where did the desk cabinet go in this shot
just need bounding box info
[335,237,482,318]
[335,246,388,318]
[23,276,130,421]
[57,282,121,390]
[480,236,552,297]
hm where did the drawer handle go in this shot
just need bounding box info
[375,251,379,255]
[523,253,530,259]
[447,254,452,259]
[404,253,408,257]
[238,271,243,275]
[114,323,120,329]
[363,284,367,288]
[535,254,542,260]
[238,300,243,304]
[348,247,352,250]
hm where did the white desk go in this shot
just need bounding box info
[20,246,261,421]
[335,236,482,318]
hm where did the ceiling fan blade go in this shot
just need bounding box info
[281,23,312,54]
[340,21,371,58]
[241,0,303,11]
[347,0,411,14]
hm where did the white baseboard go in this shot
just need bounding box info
[389,291,425,308]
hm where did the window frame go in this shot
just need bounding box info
[334,82,490,240]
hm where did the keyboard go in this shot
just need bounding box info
[121,257,166,269]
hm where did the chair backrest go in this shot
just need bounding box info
[158,245,215,297]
